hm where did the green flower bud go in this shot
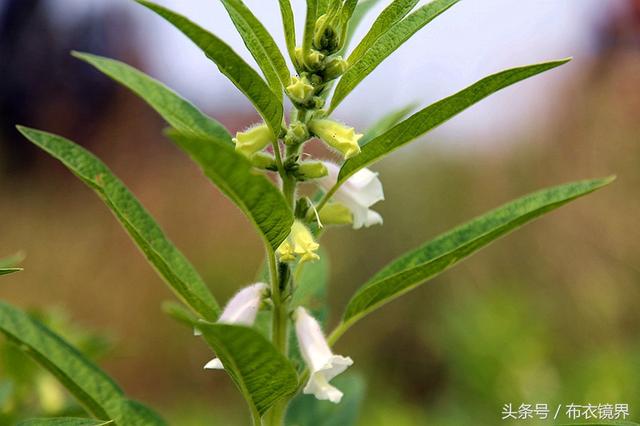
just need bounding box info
[311,96,326,110]
[250,152,277,170]
[308,119,362,159]
[296,161,328,181]
[306,49,325,70]
[287,76,315,104]
[323,57,348,81]
[294,47,305,70]
[284,121,309,145]
[319,202,353,226]
[313,14,340,53]
[233,123,274,158]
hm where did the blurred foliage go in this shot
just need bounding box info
[0,307,113,424]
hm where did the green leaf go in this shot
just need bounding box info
[166,130,293,250]
[338,59,570,182]
[338,177,614,335]
[359,103,416,145]
[342,0,383,53]
[196,323,298,417]
[0,302,166,425]
[0,251,25,268]
[17,126,220,320]
[330,0,459,111]
[161,300,197,328]
[137,1,284,137]
[72,52,231,144]
[286,374,365,426]
[17,419,113,426]
[303,0,318,59]
[277,0,297,62]
[219,0,290,98]
[0,268,22,276]
[346,0,419,67]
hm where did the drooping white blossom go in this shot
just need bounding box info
[318,162,384,229]
[203,282,268,370]
[295,307,353,403]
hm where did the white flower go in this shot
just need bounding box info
[318,162,384,229]
[203,282,268,370]
[295,307,353,403]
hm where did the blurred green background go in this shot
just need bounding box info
[1,0,639,425]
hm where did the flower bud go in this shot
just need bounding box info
[250,152,277,170]
[308,119,362,159]
[233,124,274,158]
[284,121,309,145]
[277,220,320,264]
[313,14,341,53]
[318,202,353,226]
[294,47,305,70]
[287,76,315,104]
[306,49,325,70]
[323,57,348,81]
[296,161,328,181]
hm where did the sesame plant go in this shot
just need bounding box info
[3,0,614,425]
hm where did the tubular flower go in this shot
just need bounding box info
[203,282,268,370]
[318,162,384,229]
[276,220,320,264]
[232,123,274,158]
[308,119,362,160]
[295,307,353,403]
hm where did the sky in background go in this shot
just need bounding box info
[42,0,615,147]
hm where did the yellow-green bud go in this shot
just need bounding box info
[319,202,353,226]
[284,121,309,145]
[276,220,319,264]
[233,124,274,158]
[306,49,325,70]
[308,119,362,159]
[250,152,276,170]
[323,57,348,81]
[296,161,328,181]
[313,14,340,53]
[286,76,315,104]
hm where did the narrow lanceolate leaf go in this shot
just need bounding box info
[0,251,25,268]
[343,0,383,53]
[17,126,220,320]
[196,323,298,416]
[167,130,293,250]
[17,418,113,426]
[338,59,571,182]
[303,0,318,58]
[347,0,419,67]
[339,177,614,332]
[72,52,231,144]
[219,0,290,97]
[0,268,22,276]
[360,103,416,145]
[330,0,459,111]
[138,1,284,136]
[277,0,297,62]
[0,302,166,425]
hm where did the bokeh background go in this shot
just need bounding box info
[1,0,639,424]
